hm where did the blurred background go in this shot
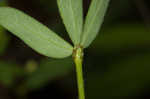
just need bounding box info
[0,0,150,99]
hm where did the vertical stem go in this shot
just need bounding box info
[73,46,85,99]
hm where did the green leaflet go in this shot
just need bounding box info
[81,0,110,48]
[57,0,83,45]
[0,7,73,58]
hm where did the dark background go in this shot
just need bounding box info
[0,0,150,99]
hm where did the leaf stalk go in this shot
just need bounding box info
[73,45,85,99]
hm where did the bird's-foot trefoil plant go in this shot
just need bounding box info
[0,0,110,99]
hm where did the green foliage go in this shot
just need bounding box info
[81,0,110,48]
[0,0,110,58]
[0,7,73,58]
[57,0,83,45]
[0,1,111,99]
[1,0,150,99]
[26,58,73,90]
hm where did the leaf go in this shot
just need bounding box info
[0,7,73,58]
[26,58,73,90]
[81,0,110,48]
[57,0,83,45]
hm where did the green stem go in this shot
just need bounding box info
[73,46,85,99]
